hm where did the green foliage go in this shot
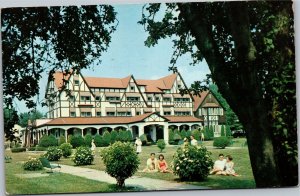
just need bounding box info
[209,126,214,139]
[139,134,148,146]
[44,146,63,161]
[110,130,119,143]
[172,145,213,181]
[100,142,140,187]
[157,139,166,152]
[84,134,93,147]
[102,131,111,146]
[191,129,200,140]
[73,146,94,166]
[11,147,26,153]
[213,137,231,149]
[94,135,105,147]
[226,125,232,137]
[18,110,44,128]
[180,129,187,139]
[118,130,127,142]
[173,133,182,144]
[3,108,19,142]
[58,135,66,146]
[69,135,84,148]
[221,125,225,137]
[59,143,73,158]
[39,134,58,147]
[35,146,47,151]
[23,157,43,171]
[168,129,174,143]
[126,130,133,142]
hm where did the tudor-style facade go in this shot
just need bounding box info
[27,71,226,146]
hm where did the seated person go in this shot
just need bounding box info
[142,153,158,172]
[210,153,226,175]
[221,155,239,177]
[157,154,172,173]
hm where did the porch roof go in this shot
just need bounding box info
[164,116,203,123]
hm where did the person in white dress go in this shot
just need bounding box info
[91,139,96,155]
[135,137,142,154]
[210,154,226,175]
[190,135,198,146]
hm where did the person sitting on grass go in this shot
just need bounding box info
[210,153,226,175]
[142,153,158,172]
[221,155,240,177]
[157,154,172,173]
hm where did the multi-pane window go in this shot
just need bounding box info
[164,112,171,115]
[136,112,141,115]
[174,98,190,102]
[70,112,76,117]
[175,111,191,116]
[96,112,101,117]
[106,112,115,116]
[155,97,160,101]
[95,96,101,101]
[106,97,120,101]
[163,97,171,102]
[69,95,75,102]
[80,96,90,101]
[148,97,152,101]
[81,112,91,117]
[74,80,79,85]
[127,97,140,101]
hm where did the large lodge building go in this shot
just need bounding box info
[28,71,226,145]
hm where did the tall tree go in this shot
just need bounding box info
[139,1,297,187]
[18,110,44,127]
[2,5,117,140]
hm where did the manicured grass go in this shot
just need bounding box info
[4,151,141,194]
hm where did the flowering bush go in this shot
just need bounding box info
[44,146,63,161]
[100,142,139,187]
[73,146,94,166]
[172,145,213,181]
[59,143,73,158]
[23,157,43,171]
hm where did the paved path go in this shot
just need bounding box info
[59,164,209,191]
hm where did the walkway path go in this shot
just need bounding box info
[59,164,209,191]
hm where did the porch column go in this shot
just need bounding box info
[163,123,169,145]
[188,125,191,131]
[138,125,144,137]
[65,130,68,143]
[152,125,157,142]
[81,129,84,137]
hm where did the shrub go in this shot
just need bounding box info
[27,147,36,151]
[70,135,84,148]
[110,130,119,143]
[94,135,105,147]
[169,129,174,143]
[126,130,133,142]
[191,129,200,140]
[226,125,232,137]
[180,130,187,139]
[35,146,47,151]
[58,135,66,146]
[23,157,43,171]
[39,134,58,147]
[102,131,111,146]
[44,146,63,161]
[221,125,225,136]
[213,136,231,149]
[59,143,73,158]
[84,134,93,147]
[172,145,213,181]
[185,130,191,138]
[118,130,127,142]
[173,133,182,144]
[73,146,94,166]
[100,142,139,187]
[139,134,148,146]
[157,139,166,152]
[11,147,26,153]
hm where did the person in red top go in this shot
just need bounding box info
[157,154,172,173]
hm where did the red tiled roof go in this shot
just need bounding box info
[192,91,209,111]
[84,75,131,88]
[164,116,203,123]
[53,71,72,90]
[136,73,177,93]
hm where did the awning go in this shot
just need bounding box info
[162,94,172,98]
[173,94,190,98]
[116,108,131,112]
[105,92,120,97]
[163,108,171,112]
[136,108,141,112]
[69,108,76,112]
[126,92,141,97]
[80,91,91,96]
[106,107,116,112]
[144,108,153,112]
[93,91,101,96]
[80,108,92,112]
[73,75,79,80]
[202,102,220,108]
[95,107,102,112]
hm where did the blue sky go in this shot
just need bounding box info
[14,4,210,114]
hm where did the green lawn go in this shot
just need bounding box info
[4,138,255,193]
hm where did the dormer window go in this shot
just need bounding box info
[74,80,79,85]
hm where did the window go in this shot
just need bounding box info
[177,84,182,89]
[175,111,191,116]
[148,97,152,101]
[164,89,171,93]
[127,97,140,101]
[130,86,135,91]
[163,97,171,102]
[174,98,190,102]
[96,112,101,117]
[155,97,160,101]
[81,112,91,117]
[80,96,90,101]
[164,112,171,115]
[117,112,131,116]
[106,97,120,101]
[95,96,100,101]
[106,112,115,116]
[74,80,79,85]
[136,112,141,115]
[69,96,75,102]
[70,112,76,117]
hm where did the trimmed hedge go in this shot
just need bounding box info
[102,131,111,146]
[84,134,93,147]
[11,147,26,153]
[59,143,73,158]
[69,135,84,148]
[213,136,231,149]
[39,134,58,147]
[139,134,148,146]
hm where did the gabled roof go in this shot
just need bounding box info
[52,71,72,90]
[84,75,131,88]
[193,91,209,111]
[136,73,177,93]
